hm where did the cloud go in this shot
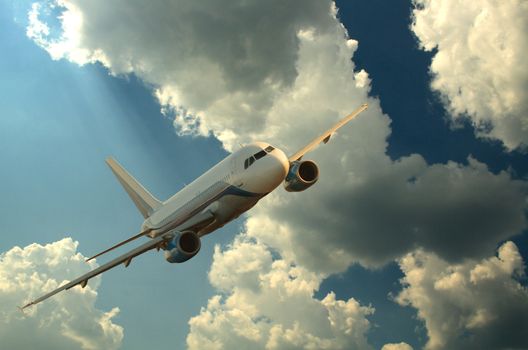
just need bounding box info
[24,0,527,286]
[26,0,337,147]
[0,238,123,350]
[187,236,376,350]
[249,156,527,271]
[25,1,528,347]
[381,343,413,350]
[395,241,528,350]
[411,0,528,151]
[25,1,528,270]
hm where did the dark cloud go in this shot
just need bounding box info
[263,155,527,269]
[28,0,336,138]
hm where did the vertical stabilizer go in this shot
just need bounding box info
[106,157,162,218]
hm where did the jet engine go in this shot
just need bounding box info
[283,160,319,192]
[164,231,201,263]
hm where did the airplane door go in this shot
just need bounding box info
[230,156,242,186]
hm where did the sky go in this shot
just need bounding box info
[0,1,527,349]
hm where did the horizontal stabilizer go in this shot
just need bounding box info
[106,157,161,218]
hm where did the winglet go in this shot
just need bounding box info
[19,302,33,312]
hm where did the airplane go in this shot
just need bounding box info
[20,103,368,309]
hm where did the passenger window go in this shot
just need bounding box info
[254,150,266,160]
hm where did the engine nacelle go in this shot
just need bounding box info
[283,160,319,192]
[164,231,201,263]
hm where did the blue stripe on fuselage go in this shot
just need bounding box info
[151,183,264,233]
[223,185,265,198]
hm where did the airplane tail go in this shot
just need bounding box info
[106,157,162,218]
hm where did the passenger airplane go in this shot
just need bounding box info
[20,103,368,309]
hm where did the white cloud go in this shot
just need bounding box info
[411,0,528,151]
[27,3,49,44]
[381,343,413,350]
[395,241,528,350]
[24,1,528,348]
[187,236,375,350]
[0,238,123,350]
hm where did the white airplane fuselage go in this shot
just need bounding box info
[143,141,289,239]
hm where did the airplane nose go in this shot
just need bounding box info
[242,145,290,194]
[272,148,290,180]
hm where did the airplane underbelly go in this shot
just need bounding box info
[199,195,260,236]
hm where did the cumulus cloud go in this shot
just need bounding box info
[396,241,528,350]
[0,238,123,350]
[187,236,375,350]
[250,156,527,271]
[24,1,528,348]
[25,0,528,272]
[411,0,528,151]
[381,343,413,350]
[26,0,337,145]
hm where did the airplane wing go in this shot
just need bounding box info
[85,228,153,262]
[288,103,368,162]
[85,207,216,263]
[20,232,174,310]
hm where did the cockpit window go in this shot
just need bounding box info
[244,156,256,169]
[244,147,274,170]
[254,150,266,160]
